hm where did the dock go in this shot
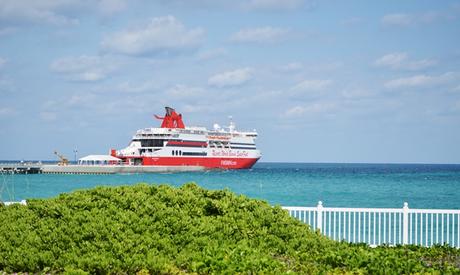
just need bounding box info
[40,164,205,174]
[0,162,205,174]
[0,162,43,174]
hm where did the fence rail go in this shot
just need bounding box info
[283,202,460,248]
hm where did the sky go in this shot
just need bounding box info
[0,0,460,163]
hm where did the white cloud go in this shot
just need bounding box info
[284,106,305,117]
[50,55,118,82]
[196,48,227,61]
[341,89,375,99]
[158,0,310,11]
[0,0,82,25]
[243,0,307,11]
[279,62,303,72]
[116,81,158,94]
[0,57,6,69]
[0,107,17,118]
[375,52,407,67]
[182,104,217,114]
[208,67,254,88]
[98,0,126,15]
[0,0,127,25]
[39,111,58,121]
[341,17,363,26]
[0,107,15,117]
[381,13,414,27]
[230,27,290,44]
[284,102,336,118]
[381,11,451,27]
[101,16,205,56]
[385,72,458,89]
[374,52,436,70]
[165,84,206,98]
[292,79,332,91]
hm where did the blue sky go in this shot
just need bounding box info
[0,0,460,163]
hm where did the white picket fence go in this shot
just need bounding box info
[283,202,460,248]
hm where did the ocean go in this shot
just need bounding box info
[1,162,460,209]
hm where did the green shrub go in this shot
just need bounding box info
[0,183,459,274]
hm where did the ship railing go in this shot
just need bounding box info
[283,202,460,248]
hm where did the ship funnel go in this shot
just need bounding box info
[154,107,185,129]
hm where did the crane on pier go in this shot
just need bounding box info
[54,151,69,166]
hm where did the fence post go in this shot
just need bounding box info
[317,201,323,233]
[403,202,409,245]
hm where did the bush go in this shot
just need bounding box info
[0,183,459,274]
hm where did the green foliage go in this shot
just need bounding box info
[0,183,459,274]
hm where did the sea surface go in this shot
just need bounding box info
[1,162,460,209]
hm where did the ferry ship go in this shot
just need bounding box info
[111,107,261,169]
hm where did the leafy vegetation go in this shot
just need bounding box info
[0,183,459,274]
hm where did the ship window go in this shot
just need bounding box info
[172,150,175,156]
[140,139,166,147]
[179,150,182,156]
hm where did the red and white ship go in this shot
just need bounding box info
[112,107,261,169]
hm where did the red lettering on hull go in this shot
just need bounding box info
[139,157,259,169]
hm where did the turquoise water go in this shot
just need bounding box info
[1,163,460,209]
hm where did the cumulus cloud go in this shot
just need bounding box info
[196,48,227,61]
[39,111,58,121]
[165,84,207,98]
[0,107,14,116]
[279,62,303,72]
[284,106,306,117]
[0,107,15,117]
[0,0,127,25]
[381,11,450,27]
[208,67,254,88]
[0,0,81,25]
[158,0,310,11]
[116,81,158,94]
[243,0,307,11]
[101,16,205,56]
[374,52,437,70]
[341,89,375,99]
[50,55,118,82]
[98,0,127,16]
[384,72,458,89]
[381,13,414,27]
[230,27,290,44]
[0,57,6,69]
[284,103,336,118]
[340,17,363,26]
[292,79,332,91]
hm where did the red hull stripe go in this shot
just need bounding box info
[140,156,259,169]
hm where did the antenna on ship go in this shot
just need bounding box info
[228,115,235,133]
[73,147,78,164]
